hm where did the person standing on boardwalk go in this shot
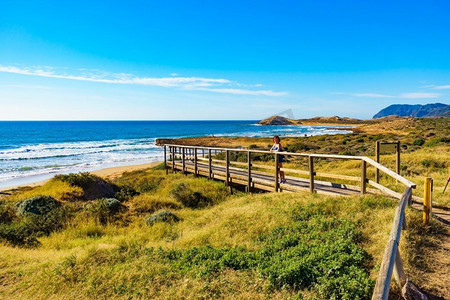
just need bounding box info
[270,135,286,183]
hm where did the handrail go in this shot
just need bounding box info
[163,144,415,189]
[363,157,416,188]
[164,143,364,159]
[372,187,411,300]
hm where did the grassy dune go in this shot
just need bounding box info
[0,165,448,299]
[0,117,448,299]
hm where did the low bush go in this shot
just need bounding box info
[0,205,73,247]
[413,138,425,146]
[146,211,180,226]
[0,202,15,223]
[421,159,446,169]
[88,198,124,225]
[55,172,117,200]
[285,142,320,152]
[0,222,39,247]
[168,181,229,209]
[424,137,449,147]
[15,195,61,216]
[114,185,139,202]
[170,183,211,208]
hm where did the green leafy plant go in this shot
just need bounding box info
[15,195,61,216]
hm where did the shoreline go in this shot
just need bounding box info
[0,161,162,192]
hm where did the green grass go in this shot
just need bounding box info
[0,166,412,299]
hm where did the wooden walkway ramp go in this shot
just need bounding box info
[175,160,361,196]
[162,144,416,198]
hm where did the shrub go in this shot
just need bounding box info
[146,211,180,226]
[285,142,320,153]
[248,144,258,149]
[0,202,15,224]
[0,223,39,247]
[169,183,212,208]
[15,195,61,216]
[55,172,116,200]
[421,159,446,169]
[0,205,73,247]
[88,198,124,225]
[114,185,139,202]
[55,172,99,189]
[423,137,447,147]
[413,138,425,146]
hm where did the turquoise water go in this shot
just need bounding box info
[0,121,351,187]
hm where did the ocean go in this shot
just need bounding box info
[0,121,351,188]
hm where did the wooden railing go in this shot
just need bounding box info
[372,186,412,300]
[163,144,415,193]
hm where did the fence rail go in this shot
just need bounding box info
[372,187,411,300]
[160,143,417,298]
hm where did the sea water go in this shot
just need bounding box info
[0,121,351,188]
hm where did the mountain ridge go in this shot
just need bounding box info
[373,103,450,118]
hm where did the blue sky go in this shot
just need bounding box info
[1,0,449,120]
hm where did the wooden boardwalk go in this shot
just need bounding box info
[163,144,416,197]
[174,160,361,196]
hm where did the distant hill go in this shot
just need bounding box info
[258,115,364,125]
[373,103,450,119]
[258,116,296,125]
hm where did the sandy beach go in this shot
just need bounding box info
[0,161,162,192]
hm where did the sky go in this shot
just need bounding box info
[0,0,449,120]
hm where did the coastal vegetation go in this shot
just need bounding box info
[0,116,449,299]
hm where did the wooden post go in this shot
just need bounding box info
[361,160,367,195]
[194,148,198,177]
[396,141,401,175]
[423,177,432,224]
[208,149,212,179]
[274,153,279,192]
[247,151,252,192]
[375,141,380,183]
[172,147,175,173]
[182,147,186,175]
[225,150,230,186]
[309,156,314,193]
[164,145,168,175]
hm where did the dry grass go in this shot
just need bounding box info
[1,167,405,299]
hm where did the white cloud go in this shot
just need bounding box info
[0,65,287,97]
[433,85,450,90]
[196,88,288,96]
